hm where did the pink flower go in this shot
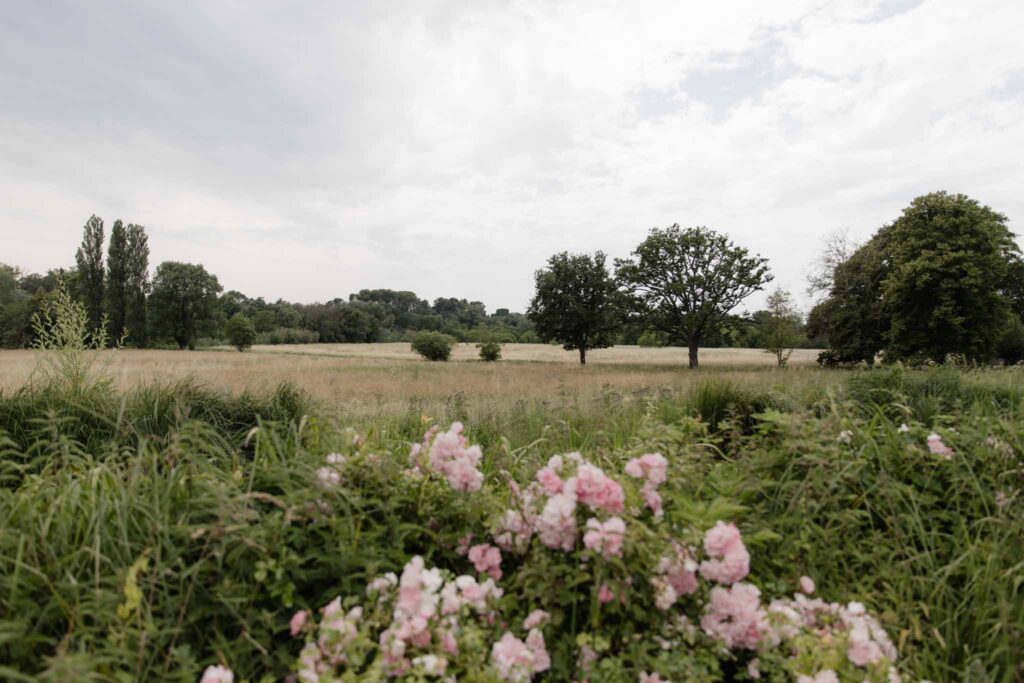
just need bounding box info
[748,658,761,680]
[699,521,750,585]
[641,484,663,518]
[289,609,309,636]
[573,464,625,514]
[799,576,816,595]
[927,432,953,458]
[536,489,577,551]
[701,582,767,650]
[490,631,547,682]
[582,517,626,559]
[624,453,668,486]
[522,609,549,629]
[200,665,234,683]
[847,624,884,666]
[536,466,564,494]
[316,466,341,489]
[797,671,839,683]
[598,583,615,603]
[468,543,503,580]
[410,422,485,492]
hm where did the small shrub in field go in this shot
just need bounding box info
[411,330,456,361]
[225,313,256,351]
[478,340,502,361]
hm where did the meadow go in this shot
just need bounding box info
[0,344,1021,682]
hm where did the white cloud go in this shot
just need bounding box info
[1,0,1021,312]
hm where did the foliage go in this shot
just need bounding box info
[995,315,1024,365]
[225,312,257,351]
[2,367,1022,681]
[760,289,801,367]
[124,223,150,347]
[28,279,113,392]
[616,225,772,368]
[74,214,106,331]
[412,330,457,361]
[106,219,129,340]
[478,340,502,361]
[257,327,321,345]
[149,261,223,349]
[882,192,1020,363]
[527,251,621,365]
[806,235,889,366]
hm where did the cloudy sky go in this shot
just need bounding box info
[2,0,1022,313]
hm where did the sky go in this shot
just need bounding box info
[2,0,1022,313]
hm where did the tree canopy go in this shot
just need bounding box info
[149,262,223,349]
[615,225,772,368]
[527,251,621,365]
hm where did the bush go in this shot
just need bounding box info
[225,313,256,351]
[477,340,502,361]
[411,330,456,361]
[257,327,320,345]
[637,330,666,347]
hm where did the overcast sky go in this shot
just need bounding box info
[2,0,1022,313]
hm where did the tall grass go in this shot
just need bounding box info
[0,333,1021,681]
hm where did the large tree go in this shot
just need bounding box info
[882,192,1019,362]
[124,224,150,346]
[105,220,128,340]
[805,232,890,365]
[74,215,105,330]
[527,251,621,365]
[149,262,222,349]
[616,225,772,368]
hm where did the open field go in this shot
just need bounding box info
[0,344,825,412]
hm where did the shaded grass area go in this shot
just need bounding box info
[0,366,1022,681]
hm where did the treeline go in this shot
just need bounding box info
[1,217,819,353]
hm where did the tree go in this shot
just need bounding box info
[805,228,857,300]
[411,330,456,361]
[252,309,277,333]
[805,231,889,365]
[149,262,222,349]
[74,215,105,331]
[225,313,257,351]
[105,220,128,340]
[124,224,150,347]
[526,251,621,365]
[615,225,772,369]
[882,192,1020,363]
[761,289,802,367]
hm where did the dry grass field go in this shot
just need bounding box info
[0,343,826,415]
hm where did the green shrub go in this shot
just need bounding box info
[411,330,456,361]
[636,330,667,347]
[477,340,502,361]
[225,313,256,351]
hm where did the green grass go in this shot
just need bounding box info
[0,366,1022,681]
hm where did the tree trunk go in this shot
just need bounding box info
[688,336,699,369]
[579,346,586,365]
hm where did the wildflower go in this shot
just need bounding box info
[325,452,345,466]
[799,576,815,595]
[641,484,664,518]
[582,517,626,559]
[640,673,670,683]
[651,576,678,611]
[797,672,838,683]
[926,432,953,458]
[847,623,884,666]
[412,654,448,676]
[625,453,668,485]
[699,521,750,585]
[316,466,341,489]
[747,658,761,680]
[491,632,547,682]
[573,464,625,514]
[701,582,767,649]
[199,665,234,683]
[523,609,549,629]
[468,543,503,580]
[837,429,853,444]
[289,609,309,636]
[410,422,484,492]
[536,487,578,551]
[598,583,615,603]
[536,465,565,494]
[898,423,910,433]
[654,542,699,603]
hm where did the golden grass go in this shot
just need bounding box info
[0,344,827,415]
